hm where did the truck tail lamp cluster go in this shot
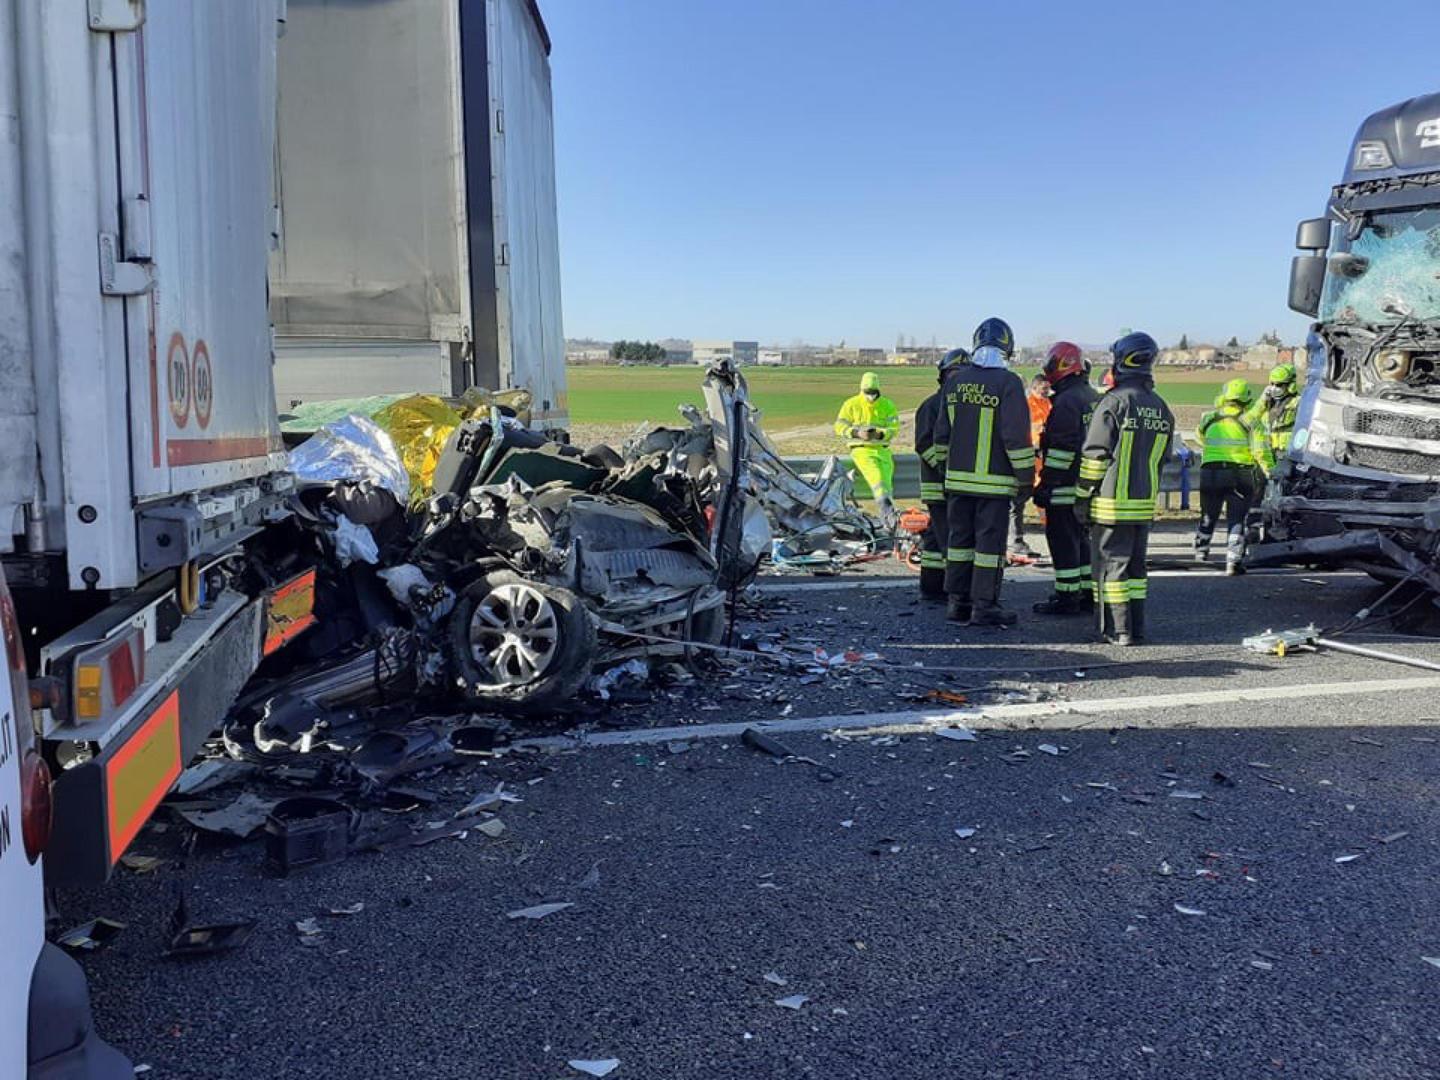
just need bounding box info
[1,580,52,863]
[65,626,147,725]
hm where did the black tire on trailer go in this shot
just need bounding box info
[449,573,596,711]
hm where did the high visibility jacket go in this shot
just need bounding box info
[1199,404,1274,471]
[1078,377,1175,524]
[914,390,945,504]
[834,393,900,449]
[932,366,1033,499]
[1247,389,1300,454]
[1038,375,1101,507]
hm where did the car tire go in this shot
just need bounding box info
[449,573,596,711]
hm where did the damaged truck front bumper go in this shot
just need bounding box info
[1252,455,1440,583]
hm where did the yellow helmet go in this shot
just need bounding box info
[860,372,881,392]
[1222,378,1254,406]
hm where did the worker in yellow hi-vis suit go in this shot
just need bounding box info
[835,371,901,528]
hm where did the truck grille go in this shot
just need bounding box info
[1342,442,1440,476]
[1343,407,1440,442]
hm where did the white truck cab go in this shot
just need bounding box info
[0,571,129,1078]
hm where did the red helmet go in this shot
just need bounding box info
[1042,342,1085,385]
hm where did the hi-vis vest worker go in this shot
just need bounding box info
[931,317,1034,628]
[914,348,970,598]
[1195,378,1270,575]
[1076,332,1174,647]
[835,371,901,528]
[1248,362,1300,455]
[1032,342,1101,616]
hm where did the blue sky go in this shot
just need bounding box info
[543,0,1439,349]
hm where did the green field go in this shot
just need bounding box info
[567,364,1227,441]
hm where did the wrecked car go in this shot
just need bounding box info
[1254,91,1440,590]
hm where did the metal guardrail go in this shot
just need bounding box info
[784,451,1197,509]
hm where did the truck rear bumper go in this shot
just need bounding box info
[44,598,263,888]
[27,944,131,1080]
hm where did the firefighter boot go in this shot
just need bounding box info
[1033,592,1082,615]
[945,595,972,623]
[1102,603,1133,647]
[1225,526,1246,576]
[969,600,1018,628]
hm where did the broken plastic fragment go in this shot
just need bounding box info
[1168,790,1204,800]
[774,994,809,1010]
[1334,853,1363,863]
[1173,903,1205,916]
[763,971,788,986]
[1378,831,1409,845]
[954,827,977,839]
[567,1059,620,1077]
[934,726,977,742]
[1037,744,1059,756]
[507,902,575,920]
[325,903,364,916]
[1422,957,1440,970]
[475,818,507,838]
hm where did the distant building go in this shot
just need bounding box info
[757,348,785,366]
[857,347,886,367]
[692,339,759,366]
[659,339,693,365]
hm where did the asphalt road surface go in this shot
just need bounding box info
[63,530,1440,1079]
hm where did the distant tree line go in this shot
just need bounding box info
[609,340,668,363]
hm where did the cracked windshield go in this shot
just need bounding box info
[1321,206,1440,324]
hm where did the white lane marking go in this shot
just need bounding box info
[757,570,1357,593]
[516,675,1440,749]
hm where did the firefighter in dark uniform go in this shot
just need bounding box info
[1032,342,1101,615]
[1076,332,1174,646]
[914,348,970,600]
[932,318,1034,627]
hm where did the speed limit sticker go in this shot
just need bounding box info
[167,332,190,428]
[192,340,213,429]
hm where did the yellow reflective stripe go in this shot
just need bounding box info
[1116,429,1134,500]
[1101,582,1130,601]
[974,552,1002,569]
[1078,457,1107,480]
[1146,432,1166,501]
[975,407,994,476]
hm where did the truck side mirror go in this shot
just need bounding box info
[1288,255,1325,316]
[1295,218,1331,251]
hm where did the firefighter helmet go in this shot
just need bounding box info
[1042,342,1085,385]
[972,317,1015,357]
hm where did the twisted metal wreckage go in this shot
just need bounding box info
[234,364,884,759]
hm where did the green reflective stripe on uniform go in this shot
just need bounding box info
[922,445,946,467]
[1007,447,1036,470]
[974,407,994,476]
[1055,580,1081,593]
[1127,578,1148,599]
[1146,431,1167,502]
[1116,429,1134,500]
[945,470,1018,496]
[1054,567,1084,581]
[919,482,944,501]
[1090,495,1156,524]
[947,548,975,563]
[919,552,946,568]
[974,552,1001,569]
[1046,449,1076,466]
[1209,437,1249,447]
[1101,582,1130,602]
[1076,564,1093,579]
[1078,457,1107,481]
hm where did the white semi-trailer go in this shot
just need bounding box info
[0,1,566,1074]
[269,0,569,431]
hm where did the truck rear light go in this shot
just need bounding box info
[20,749,52,863]
[69,626,146,723]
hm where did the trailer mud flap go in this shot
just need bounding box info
[45,600,263,888]
[263,568,318,656]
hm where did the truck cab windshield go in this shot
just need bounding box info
[1320,205,1440,326]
